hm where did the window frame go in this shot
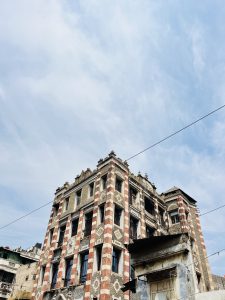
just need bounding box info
[71,218,79,237]
[114,205,122,227]
[51,262,59,289]
[112,247,121,273]
[64,257,73,287]
[80,251,89,284]
[115,177,123,193]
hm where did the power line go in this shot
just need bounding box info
[177,248,225,300]
[0,201,52,230]
[200,203,225,217]
[126,104,225,161]
[0,104,225,231]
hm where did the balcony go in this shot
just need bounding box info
[0,281,13,297]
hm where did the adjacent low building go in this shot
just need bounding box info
[0,244,41,300]
[32,152,214,300]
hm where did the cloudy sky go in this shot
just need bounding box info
[1,0,225,275]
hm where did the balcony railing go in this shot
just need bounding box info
[0,281,13,295]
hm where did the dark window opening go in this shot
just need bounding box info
[112,248,121,273]
[84,212,93,237]
[71,218,79,237]
[64,257,73,287]
[25,275,29,281]
[58,225,66,246]
[159,208,165,226]
[49,229,54,244]
[170,210,179,224]
[40,265,46,284]
[53,203,59,217]
[99,204,105,223]
[80,252,89,284]
[101,174,107,190]
[1,271,14,283]
[51,263,59,289]
[64,197,69,211]
[115,177,123,193]
[130,217,138,240]
[146,226,155,238]
[129,186,137,205]
[3,253,8,259]
[89,182,94,197]
[96,245,103,271]
[114,206,122,226]
[76,189,82,206]
[144,197,155,215]
[130,265,135,280]
[53,248,62,261]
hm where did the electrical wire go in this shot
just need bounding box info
[199,203,225,217]
[0,104,225,231]
[0,201,52,230]
[126,103,225,161]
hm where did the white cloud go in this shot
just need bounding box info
[1,0,225,275]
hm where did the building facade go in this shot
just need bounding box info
[33,152,213,300]
[0,244,41,300]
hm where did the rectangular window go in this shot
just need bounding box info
[144,197,155,215]
[53,203,59,217]
[129,186,137,205]
[101,174,107,190]
[40,265,46,285]
[49,228,54,244]
[89,182,94,197]
[80,252,89,284]
[112,248,121,273]
[146,226,155,238]
[58,225,66,246]
[71,218,79,237]
[64,257,73,287]
[53,248,62,261]
[76,189,82,206]
[51,263,59,289]
[115,177,123,193]
[96,245,103,271]
[159,208,165,226]
[99,204,105,223]
[114,205,122,226]
[64,197,69,211]
[84,211,93,237]
[170,210,179,224]
[130,217,138,240]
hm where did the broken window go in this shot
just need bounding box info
[53,203,59,217]
[58,225,66,246]
[170,210,179,224]
[129,186,137,205]
[64,257,73,287]
[89,182,94,197]
[130,217,138,240]
[76,189,82,206]
[144,197,155,215]
[146,225,155,238]
[101,174,107,190]
[114,205,122,226]
[40,265,46,285]
[49,228,54,245]
[112,248,121,273]
[115,177,123,193]
[71,218,79,237]
[99,204,105,224]
[64,197,69,211]
[80,252,89,284]
[84,211,93,237]
[159,207,165,226]
[51,262,59,289]
[95,244,103,271]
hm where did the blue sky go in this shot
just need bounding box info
[1,0,225,275]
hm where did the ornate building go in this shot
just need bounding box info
[32,152,213,300]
